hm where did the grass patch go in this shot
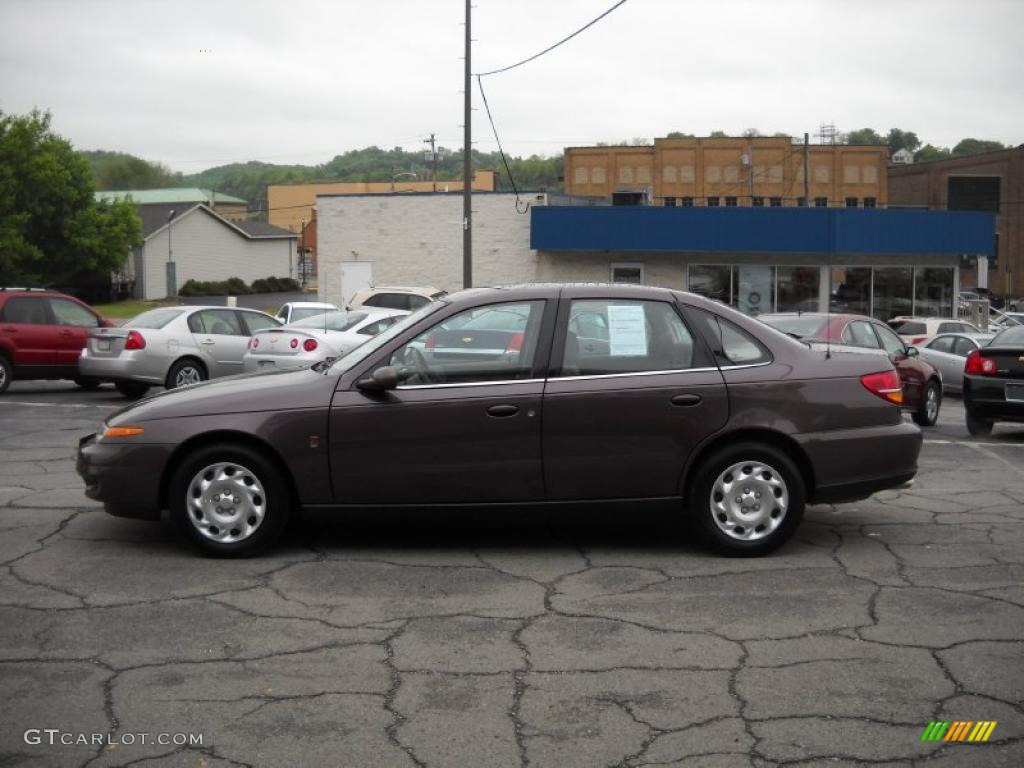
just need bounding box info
[93,299,176,319]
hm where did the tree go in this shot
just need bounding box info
[951,138,1007,157]
[666,131,695,139]
[0,110,142,286]
[844,128,885,145]
[886,128,920,156]
[83,150,182,190]
[741,128,763,138]
[913,144,952,162]
[709,130,729,138]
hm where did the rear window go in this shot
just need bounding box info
[991,326,1024,346]
[129,308,185,329]
[891,321,927,335]
[292,311,368,332]
[759,315,828,338]
[290,307,331,322]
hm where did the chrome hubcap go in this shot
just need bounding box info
[926,387,939,421]
[186,462,266,543]
[0,365,6,387]
[175,366,202,387]
[710,460,789,541]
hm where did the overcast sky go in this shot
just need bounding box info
[2,0,1021,174]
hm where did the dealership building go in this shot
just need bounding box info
[317,192,994,321]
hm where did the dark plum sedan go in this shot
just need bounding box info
[77,285,922,557]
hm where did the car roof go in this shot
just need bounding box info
[286,301,336,308]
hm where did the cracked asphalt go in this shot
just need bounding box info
[1,381,1022,768]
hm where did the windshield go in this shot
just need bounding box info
[289,306,332,322]
[991,326,1024,346]
[291,310,367,332]
[759,315,828,338]
[327,301,445,374]
[128,308,185,329]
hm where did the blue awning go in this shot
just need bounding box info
[530,206,995,256]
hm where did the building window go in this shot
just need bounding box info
[872,267,913,322]
[914,267,954,318]
[664,197,677,207]
[770,197,782,207]
[680,196,694,207]
[707,196,720,207]
[688,265,734,306]
[777,266,820,312]
[814,197,828,207]
[830,266,871,315]
[610,262,644,284]
[863,197,876,208]
[797,197,807,207]
[845,197,858,208]
[725,196,738,207]
[752,196,765,207]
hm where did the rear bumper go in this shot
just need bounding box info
[76,433,173,520]
[964,376,1024,423]
[79,348,165,384]
[795,421,923,504]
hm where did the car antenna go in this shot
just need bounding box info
[825,210,832,360]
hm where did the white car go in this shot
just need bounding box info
[244,308,408,373]
[275,301,338,324]
[887,316,982,345]
[915,332,994,394]
[347,286,446,311]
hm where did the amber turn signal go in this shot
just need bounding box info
[102,426,145,439]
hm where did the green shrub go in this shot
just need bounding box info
[224,276,251,295]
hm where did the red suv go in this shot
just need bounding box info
[0,288,116,393]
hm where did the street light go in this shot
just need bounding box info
[166,209,177,298]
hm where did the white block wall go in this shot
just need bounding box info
[317,193,539,307]
[141,208,295,299]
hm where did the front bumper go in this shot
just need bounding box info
[76,433,174,520]
[795,420,923,504]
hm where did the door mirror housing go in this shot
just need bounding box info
[356,365,400,392]
[905,346,919,357]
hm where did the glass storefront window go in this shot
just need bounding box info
[830,267,870,315]
[914,267,954,317]
[872,267,913,321]
[687,265,735,306]
[777,266,820,312]
[736,265,775,316]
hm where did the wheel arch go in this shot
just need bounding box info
[160,430,299,513]
[680,428,816,501]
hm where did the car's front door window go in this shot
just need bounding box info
[873,324,908,356]
[389,301,545,385]
[845,321,881,348]
[49,298,98,327]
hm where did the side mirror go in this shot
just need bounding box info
[356,365,400,392]
[905,346,919,357]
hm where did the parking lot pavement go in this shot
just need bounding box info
[1,381,1023,768]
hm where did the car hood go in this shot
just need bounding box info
[108,368,335,424]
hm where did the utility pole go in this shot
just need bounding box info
[462,0,472,289]
[424,133,439,192]
[803,132,810,206]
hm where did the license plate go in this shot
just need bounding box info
[1006,383,1024,403]
[259,360,275,369]
[97,340,110,352]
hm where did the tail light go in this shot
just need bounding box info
[124,330,146,350]
[861,370,903,405]
[303,339,318,352]
[289,338,298,349]
[965,349,996,375]
[911,336,927,345]
[506,332,524,353]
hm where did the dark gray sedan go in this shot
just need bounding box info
[77,285,922,557]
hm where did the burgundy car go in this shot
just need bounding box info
[0,287,117,393]
[758,312,943,427]
[78,285,922,558]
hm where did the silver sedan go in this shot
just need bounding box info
[80,306,280,398]
[243,309,408,373]
[915,332,994,394]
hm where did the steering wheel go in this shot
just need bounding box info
[401,346,436,383]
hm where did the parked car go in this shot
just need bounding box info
[887,316,982,345]
[916,333,995,394]
[0,287,117,394]
[963,325,1024,436]
[244,308,408,373]
[347,285,447,311]
[275,301,337,324]
[758,312,944,426]
[77,284,922,558]
[79,306,280,398]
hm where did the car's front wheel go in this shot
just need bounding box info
[912,380,942,427]
[966,411,994,436]
[688,443,805,557]
[169,443,290,557]
[0,355,11,394]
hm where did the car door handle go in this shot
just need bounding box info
[487,404,519,418]
[670,394,703,407]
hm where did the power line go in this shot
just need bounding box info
[477,77,529,214]
[475,0,630,77]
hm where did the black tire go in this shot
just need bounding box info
[0,355,11,394]
[965,411,994,437]
[74,377,101,390]
[912,380,942,427]
[168,442,290,557]
[687,442,806,557]
[115,380,151,399]
[166,358,207,389]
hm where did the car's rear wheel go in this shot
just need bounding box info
[115,380,151,399]
[912,380,942,427]
[966,411,994,436]
[688,443,805,557]
[169,443,290,557]
[0,356,11,394]
[167,358,207,389]
[74,377,101,390]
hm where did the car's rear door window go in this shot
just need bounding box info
[952,337,979,357]
[557,300,704,375]
[1,296,49,324]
